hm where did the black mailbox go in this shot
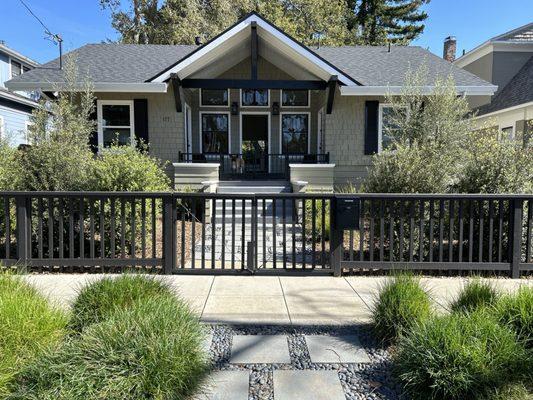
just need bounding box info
[336,197,360,230]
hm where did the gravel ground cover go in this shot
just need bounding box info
[205,324,401,400]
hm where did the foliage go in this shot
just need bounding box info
[18,56,96,191]
[371,273,431,343]
[450,279,500,314]
[0,273,68,397]
[304,198,331,241]
[89,143,171,191]
[363,66,474,193]
[70,274,174,332]
[482,383,533,400]
[454,129,533,194]
[11,295,208,400]
[394,310,530,400]
[0,138,24,191]
[495,286,533,348]
[102,0,356,46]
[351,0,430,45]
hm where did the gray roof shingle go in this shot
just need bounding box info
[477,55,533,115]
[7,42,492,88]
[491,22,533,43]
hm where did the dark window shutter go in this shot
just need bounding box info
[134,99,149,150]
[364,100,379,155]
[88,100,98,153]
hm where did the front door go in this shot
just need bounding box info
[241,114,269,177]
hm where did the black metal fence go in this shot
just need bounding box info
[178,152,330,180]
[0,192,532,277]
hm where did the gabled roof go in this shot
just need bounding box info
[476,55,533,116]
[455,22,533,67]
[0,42,39,67]
[147,12,359,86]
[6,12,495,95]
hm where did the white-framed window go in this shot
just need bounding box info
[200,89,229,107]
[280,112,311,154]
[378,104,407,152]
[97,100,135,149]
[241,89,269,107]
[280,89,309,107]
[200,112,231,153]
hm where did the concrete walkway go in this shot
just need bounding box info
[23,274,531,325]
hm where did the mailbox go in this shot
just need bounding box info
[336,197,360,230]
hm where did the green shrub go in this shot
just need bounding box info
[0,273,68,397]
[482,382,532,400]
[70,274,174,332]
[11,295,208,400]
[89,143,170,191]
[495,286,533,348]
[371,273,432,343]
[304,198,330,241]
[394,310,530,400]
[451,279,500,313]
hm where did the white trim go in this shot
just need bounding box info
[6,81,168,93]
[96,100,135,150]
[280,89,310,108]
[199,88,230,107]
[279,111,312,154]
[340,85,498,96]
[172,162,221,168]
[24,120,33,144]
[454,40,533,68]
[0,43,39,67]
[289,163,335,168]
[199,111,232,153]
[0,90,39,108]
[0,116,4,139]
[149,14,357,86]
[473,101,533,119]
[500,125,515,140]
[239,111,271,154]
[240,89,270,108]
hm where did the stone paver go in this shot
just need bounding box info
[230,335,291,364]
[273,370,345,400]
[196,371,249,400]
[209,276,283,297]
[305,335,371,363]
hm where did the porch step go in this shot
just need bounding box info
[217,180,292,194]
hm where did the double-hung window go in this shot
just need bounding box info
[281,113,309,154]
[97,100,135,148]
[378,104,407,152]
[201,113,229,153]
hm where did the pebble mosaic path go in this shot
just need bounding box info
[195,325,401,400]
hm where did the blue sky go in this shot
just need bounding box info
[1,0,532,64]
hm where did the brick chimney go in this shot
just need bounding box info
[443,36,457,62]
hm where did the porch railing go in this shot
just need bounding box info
[0,192,531,276]
[178,152,330,180]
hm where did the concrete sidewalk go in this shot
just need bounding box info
[24,274,531,325]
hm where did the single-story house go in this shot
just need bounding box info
[453,22,533,140]
[0,42,40,146]
[6,12,496,192]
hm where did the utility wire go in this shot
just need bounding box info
[19,0,54,38]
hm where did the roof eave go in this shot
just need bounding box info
[5,81,168,93]
[340,85,498,96]
[0,90,40,108]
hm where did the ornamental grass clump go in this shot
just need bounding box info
[70,274,174,332]
[371,273,432,343]
[450,278,500,314]
[394,310,530,400]
[11,295,208,400]
[0,273,68,397]
[495,285,533,348]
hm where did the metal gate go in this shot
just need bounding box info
[172,193,334,274]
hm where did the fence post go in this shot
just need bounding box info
[510,198,523,279]
[16,195,30,266]
[162,194,176,274]
[330,196,343,277]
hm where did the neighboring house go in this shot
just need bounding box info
[6,13,496,190]
[453,22,533,139]
[0,41,39,146]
